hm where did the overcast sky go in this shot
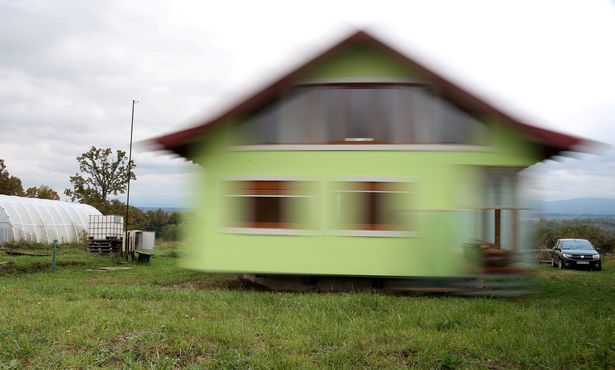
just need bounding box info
[1,0,614,208]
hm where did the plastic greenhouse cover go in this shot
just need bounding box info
[0,195,101,244]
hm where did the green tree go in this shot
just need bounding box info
[25,185,60,200]
[64,147,136,208]
[145,209,170,233]
[102,199,148,230]
[0,159,24,196]
[144,209,182,239]
[534,219,614,253]
[159,224,179,240]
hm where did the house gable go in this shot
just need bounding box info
[300,43,416,80]
[147,30,592,160]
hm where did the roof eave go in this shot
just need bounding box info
[144,29,597,159]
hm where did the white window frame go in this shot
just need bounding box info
[332,177,415,238]
[223,176,315,236]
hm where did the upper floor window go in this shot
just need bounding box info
[237,85,488,146]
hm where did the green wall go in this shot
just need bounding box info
[179,43,541,277]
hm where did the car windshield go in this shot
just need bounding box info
[561,240,595,250]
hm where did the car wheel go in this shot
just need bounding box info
[558,260,565,270]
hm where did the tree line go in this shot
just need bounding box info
[0,159,60,200]
[533,218,615,253]
[1,148,183,241]
[9,146,615,248]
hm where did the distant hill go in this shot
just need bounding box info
[541,198,615,216]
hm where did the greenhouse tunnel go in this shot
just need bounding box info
[0,195,101,244]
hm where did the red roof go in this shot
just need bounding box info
[147,30,593,159]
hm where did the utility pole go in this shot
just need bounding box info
[124,99,137,261]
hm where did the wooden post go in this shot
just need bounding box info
[511,209,518,252]
[481,209,488,242]
[494,209,501,248]
[51,240,58,272]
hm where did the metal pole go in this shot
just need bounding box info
[124,99,137,261]
[51,240,57,272]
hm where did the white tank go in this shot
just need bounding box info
[0,195,102,244]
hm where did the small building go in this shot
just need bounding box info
[148,30,590,278]
[0,195,101,244]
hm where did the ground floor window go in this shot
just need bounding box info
[227,180,309,229]
[335,181,410,231]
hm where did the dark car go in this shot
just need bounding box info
[551,239,601,271]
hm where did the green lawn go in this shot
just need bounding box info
[1,243,613,369]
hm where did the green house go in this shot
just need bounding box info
[149,31,588,279]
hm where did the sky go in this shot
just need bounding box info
[1,0,614,208]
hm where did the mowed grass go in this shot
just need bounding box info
[0,244,614,369]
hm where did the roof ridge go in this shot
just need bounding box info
[145,29,595,159]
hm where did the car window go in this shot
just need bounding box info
[561,240,595,250]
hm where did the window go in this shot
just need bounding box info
[237,85,488,146]
[335,181,410,233]
[226,181,310,229]
[561,240,594,251]
[327,88,394,143]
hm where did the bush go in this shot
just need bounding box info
[159,224,179,241]
[534,220,615,254]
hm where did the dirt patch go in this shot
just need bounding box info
[0,261,15,271]
[109,332,146,349]
[378,348,419,367]
[98,332,214,368]
[86,267,132,272]
[158,276,268,292]
[160,281,196,290]
[160,250,180,258]
[0,260,90,275]
[222,276,270,291]
[6,250,50,256]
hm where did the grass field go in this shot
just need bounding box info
[1,243,614,369]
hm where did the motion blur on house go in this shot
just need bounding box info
[147,30,592,289]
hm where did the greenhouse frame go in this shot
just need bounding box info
[0,195,101,244]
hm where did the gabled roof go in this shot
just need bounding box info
[147,30,594,159]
